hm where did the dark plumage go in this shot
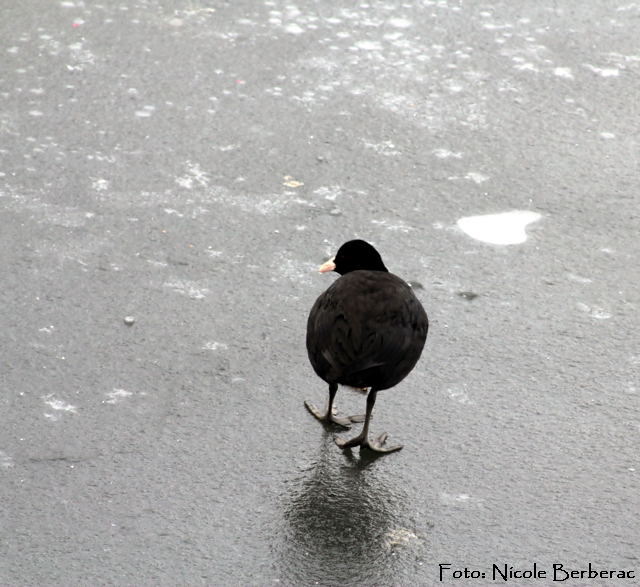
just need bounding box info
[305,240,428,453]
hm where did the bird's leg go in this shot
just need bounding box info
[335,389,403,453]
[305,382,352,428]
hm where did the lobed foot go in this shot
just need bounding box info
[335,431,403,454]
[304,400,352,428]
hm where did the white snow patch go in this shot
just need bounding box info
[457,210,541,245]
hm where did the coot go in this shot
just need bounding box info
[305,240,428,453]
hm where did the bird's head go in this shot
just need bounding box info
[319,240,388,275]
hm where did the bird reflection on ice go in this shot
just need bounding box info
[275,433,422,585]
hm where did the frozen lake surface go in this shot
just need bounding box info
[1,1,639,585]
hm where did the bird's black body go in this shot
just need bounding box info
[305,240,428,453]
[307,270,428,391]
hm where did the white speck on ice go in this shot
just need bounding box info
[135,105,155,117]
[567,272,592,284]
[284,23,304,34]
[43,396,77,414]
[371,219,413,233]
[584,64,619,77]
[600,132,616,139]
[29,110,44,116]
[91,178,109,191]
[433,148,463,159]
[457,210,541,245]
[514,62,538,72]
[482,22,513,30]
[364,140,401,156]
[0,451,14,468]
[203,341,229,351]
[175,161,209,189]
[355,40,383,51]
[440,492,482,506]
[164,280,209,299]
[388,17,412,28]
[553,67,574,79]
[465,172,489,184]
[314,185,342,201]
[576,302,612,320]
[447,387,473,404]
[104,388,133,404]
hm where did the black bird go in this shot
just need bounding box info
[305,240,428,453]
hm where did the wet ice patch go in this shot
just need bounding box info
[457,210,541,245]
[104,388,133,404]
